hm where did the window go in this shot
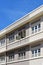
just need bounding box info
[38,24,40,31]
[1,38,5,46]
[35,26,37,32]
[38,49,40,56]
[18,30,26,38]
[32,48,40,57]
[9,33,14,42]
[9,52,14,61]
[18,52,25,59]
[9,54,14,61]
[0,56,5,62]
[16,27,26,40]
[18,48,26,60]
[32,27,34,34]
[32,23,41,34]
[35,50,37,56]
[32,50,34,57]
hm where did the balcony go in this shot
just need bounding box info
[0,38,6,53]
[0,44,6,53]
[0,57,6,65]
[0,62,6,65]
[7,30,43,51]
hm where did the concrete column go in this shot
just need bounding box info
[15,53,18,60]
[29,23,31,36]
[29,45,32,59]
[41,16,43,31]
[26,23,29,37]
[26,46,29,59]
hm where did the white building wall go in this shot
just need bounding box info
[29,58,43,65]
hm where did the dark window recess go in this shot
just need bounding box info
[16,30,26,40]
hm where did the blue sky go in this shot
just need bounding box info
[0,0,43,30]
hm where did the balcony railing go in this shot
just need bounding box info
[0,44,6,53]
[0,30,43,52]
[7,30,43,51]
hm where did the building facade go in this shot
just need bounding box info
[0,5,43,65]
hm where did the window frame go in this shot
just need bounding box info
[8,52,14,61]
[31,45,41,57]
[8,33,15,43]
[31,23,41,34]
[18,48,26,60]
[16,26,26,40]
